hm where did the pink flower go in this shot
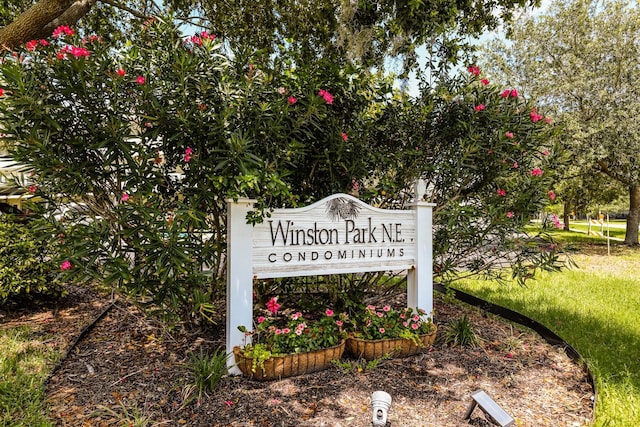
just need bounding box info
[26,40,38,51]
[60,260,72,270]
[543,150,550,156]
[257,316,265,323]
[341,132,348,141]
[412,314,420,322]
[379,327,386,334]
[52,25,74,38]
[266,297,281,314]
[136,75,145,85]
[366,304,376,311]
[295,328,303,336]
[547,190,556,200]
[467,66,480,76]
[224,400,233,407]
[200,31,215,40]
[282,328,290,334]
[184,146,193,162]
[318,89,334,105]
[474,104,486,112]
[411,323,419,330]
[38,39,49,47]
[69,46,90,58]
[117,68,126,77]
[506,212,514,218]
[481,79,490,85]
[190,35,203,46]
[382,305,391,312]
[530,168,543,177]
[512,162,519,168]
[275,328,282,335]
[501,89,510,98]
[530,108,543,122]
[121,193,129,202]
[287,96,297,105]
[376,312,384,318]
[545,117,552,124]
[28,185,37,193]
[291,312,302,320]
[336,320,343,327]
[510,89,518,98]
[497,188,506,197]
[505,131,514,139]
[325,309,334,316]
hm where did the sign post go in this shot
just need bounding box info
[226,189,435,374]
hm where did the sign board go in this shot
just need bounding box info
[252,194,416,278]
[226,190,435,374]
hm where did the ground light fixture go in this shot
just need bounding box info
[371,390,392,426]
[464,389,515,426]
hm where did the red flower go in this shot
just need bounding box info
[0,88,4,97]
[60,260,72,270]
[136,75,145,84]
[287,96,297,105]
[530,168,543,177]
[467,66,480,76]
[52,25,74,38]
[318,89,334,105]
[501,89,510,98]
[69,46,90,58]
[474,104,486,112]
[184,147,193,162]
[497,188,506,197]
[510,89,518,98]
[266,297,281,314]
[117,69,126,77]
[341,132,348,141]
[26,40,38,51]
[481,79,490,85]
[121,193,130,202]
[530,108,543,123]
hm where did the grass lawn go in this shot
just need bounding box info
[0,326,57,427]
[454,234,640,426]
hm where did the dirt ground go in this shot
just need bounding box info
[1,286,594,426]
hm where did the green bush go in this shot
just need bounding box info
[0,219,64,302]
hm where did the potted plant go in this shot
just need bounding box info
[234,297,348,380]
[345,305,436,360]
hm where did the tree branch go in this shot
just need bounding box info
[99,0,150,21]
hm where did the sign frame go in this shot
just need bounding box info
[226,191,435,374]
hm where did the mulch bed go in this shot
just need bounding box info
[1,286,594,426]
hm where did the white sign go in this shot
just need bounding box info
[226,191,435,374]
[252,194,415,278]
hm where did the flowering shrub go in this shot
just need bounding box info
[237,297,347,372]
[347,305,435,343]
[0,18,381,320]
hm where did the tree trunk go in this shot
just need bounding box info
[624,184,640,245]
[562,203,571,231]
[0,0,92,50]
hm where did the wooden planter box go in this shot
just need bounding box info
[346,327,437,360]
[233,340,346,381]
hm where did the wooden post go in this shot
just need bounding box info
[407,179,436,317]
[226,198,257,374]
